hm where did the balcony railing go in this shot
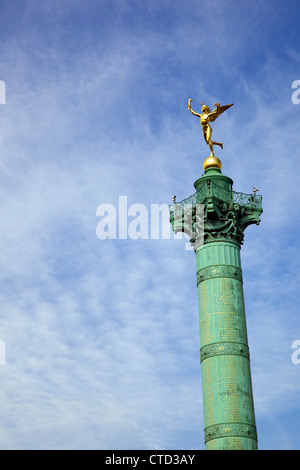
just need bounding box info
[170,181,262,211]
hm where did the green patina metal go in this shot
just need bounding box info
[169,166,262,450]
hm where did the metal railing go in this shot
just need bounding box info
[170,181,262,211]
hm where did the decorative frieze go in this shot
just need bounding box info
[204,423,257,444]
[197,265,243,286]
[200,341,250,363]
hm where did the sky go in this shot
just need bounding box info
[0,0,300,450]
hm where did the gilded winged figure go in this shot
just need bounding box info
[188,99,233,157]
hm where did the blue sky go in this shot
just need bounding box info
[0,0,300,450]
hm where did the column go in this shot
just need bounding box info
[196,240,257,450]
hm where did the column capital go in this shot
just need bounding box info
[169,172,262,249]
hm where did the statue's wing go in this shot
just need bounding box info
[209,103,233,122]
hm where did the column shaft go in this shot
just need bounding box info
[196,240,257,450]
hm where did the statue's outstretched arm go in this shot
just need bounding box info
[188,99,201,117]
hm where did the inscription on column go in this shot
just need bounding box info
[198,277,248,347]
[201,356,256,431]
[201,358,217,427]
[198,281,215,345]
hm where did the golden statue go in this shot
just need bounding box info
[188,99,233,158]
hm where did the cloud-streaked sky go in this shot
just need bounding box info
[0,0,300,450]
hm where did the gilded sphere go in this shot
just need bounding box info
[203,156,222,171]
